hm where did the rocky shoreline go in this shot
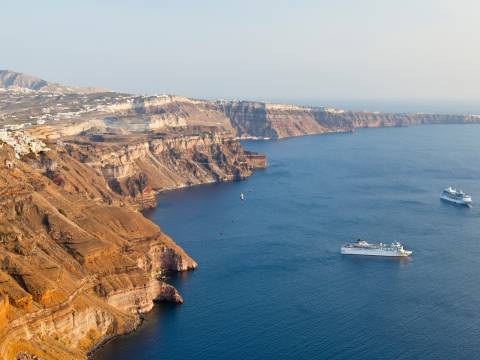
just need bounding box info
[85,283,182,360]
[0,129,264,359]
[0,69,479,359]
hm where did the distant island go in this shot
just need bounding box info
[0,69,479,359]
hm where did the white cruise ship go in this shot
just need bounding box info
[440,187,472,206]
[341,239,412,257]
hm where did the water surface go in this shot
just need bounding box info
[94,124,480,360]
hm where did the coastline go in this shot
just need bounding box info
[86,128,352,359]
[3,71,480,358]
[89,166,266,359]
[87,317,143,359]
[87,302,183,360]
[85,124,480,360]
[86,122,480,359]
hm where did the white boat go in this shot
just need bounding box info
[440,186,472,206]
[240,192,244,201]
[341,239,412,257]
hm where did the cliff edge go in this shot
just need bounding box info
[0,142,199,359]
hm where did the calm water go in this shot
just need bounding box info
[94,125,480,360]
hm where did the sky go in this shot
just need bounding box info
[2,0,480,106]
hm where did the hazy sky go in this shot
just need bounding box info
[2,0,480,102]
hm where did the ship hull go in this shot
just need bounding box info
[440,195,472,206]
[341,247,412,257]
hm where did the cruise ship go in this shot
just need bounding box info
[341,239,412,257]
[440,187,472,206]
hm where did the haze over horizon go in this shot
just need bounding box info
[2,0,479,106]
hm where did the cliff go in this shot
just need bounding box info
[0,142,200,359]
[3,70,480,142]
[0,119,266,359]
[214,102,480,139]
[60,131,266,208]
[329,110,480,129]
[95,96,480,140]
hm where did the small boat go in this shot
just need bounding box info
[240,192,244,201]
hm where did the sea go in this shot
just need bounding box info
[93,124,480,360]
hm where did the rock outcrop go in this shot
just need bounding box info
[0,104,266,358]
[60,131,266,208]
[96,95,480,140]
[215,102,480,139]
[0,143,199,359]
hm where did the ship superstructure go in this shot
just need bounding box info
[440,187,472,206]
[341,239,412,257]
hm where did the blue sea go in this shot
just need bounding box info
[94,124,480,360]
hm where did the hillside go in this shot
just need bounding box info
[0,70,108,94]
[2,71,480,142]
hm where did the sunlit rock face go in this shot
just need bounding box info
[0,144,199,360]
[0,96,266,359]
[62,132,266,209]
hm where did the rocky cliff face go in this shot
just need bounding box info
[328,110,480,129]
[0,143,198,359]
[99,96,480,140]
[0,115,266,359]
[61,132,266,208]
[3,70,480,142]
[214,102,480,139]
[104,95,233,132]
